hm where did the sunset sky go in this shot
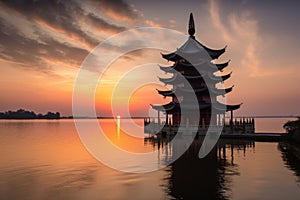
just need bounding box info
[1,0,300,117]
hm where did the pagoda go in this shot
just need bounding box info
[145,13,254,134]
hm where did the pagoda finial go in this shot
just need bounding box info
[188,13,195,37]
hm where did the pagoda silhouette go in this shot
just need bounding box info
[145,13,254,135]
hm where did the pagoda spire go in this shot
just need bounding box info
[188,13,195,37]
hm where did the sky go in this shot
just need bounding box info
[0,0,300,117]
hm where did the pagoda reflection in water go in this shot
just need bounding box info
[144,137,255,199]
[144,13,254,135]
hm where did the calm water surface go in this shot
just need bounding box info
[1,119,300,200]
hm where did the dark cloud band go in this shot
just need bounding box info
[0,0,137,73]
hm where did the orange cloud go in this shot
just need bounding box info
[33,18,94,51]
[209,0,267,77]
[145,20,164,28]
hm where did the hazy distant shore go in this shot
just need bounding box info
[1,109,298,120]
[0,109,60,120]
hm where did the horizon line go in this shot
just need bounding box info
[65,115,300,119]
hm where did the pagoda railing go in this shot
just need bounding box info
[144,117,255,135]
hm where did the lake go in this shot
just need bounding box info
[1,118,300,200]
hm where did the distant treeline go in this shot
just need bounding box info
[0,109,60,119]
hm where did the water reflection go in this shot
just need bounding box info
[117,117,120,140]
[1,120,300,200]
[278,142,300,185]
[145,137,255,199]
[1,164,100,200]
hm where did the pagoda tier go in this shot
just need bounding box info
[161,37,226,61]
[151,102,176,111]
[158,72,232,85]
[157,85,234,97]
[159,60,230,73]
[151,101,241,113]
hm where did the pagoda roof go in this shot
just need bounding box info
[158,73,202,85]
[207,72,232,82]
[215,60,230,71]
[177,86,208,93]
[159,64,176,73]
[156,89,175,97]
[157,85,234,97]
[210,86,234,96]
[159,60,230,73]
[151,102,211,113]
[158,75,179,85]
[181,103,211,110]
[158,72,232,85]
[150,102,176,111]
[161,37,226,61]
[226,104,241,111]
[214,102,242,112]
[180,85,234,95]
[151,101,241,113]
[157,88,207,97]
